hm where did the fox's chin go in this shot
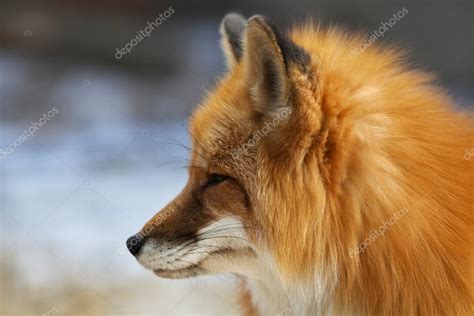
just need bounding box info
[143,252,214,279]
[149,248,254,279]
[153,265,206,279]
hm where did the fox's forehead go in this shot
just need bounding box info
[189,69,256,171]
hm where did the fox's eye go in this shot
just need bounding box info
[205,173,228,187]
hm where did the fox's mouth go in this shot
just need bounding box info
[153,263,205,279]
[151,248,237,279]
[133,217,255,278]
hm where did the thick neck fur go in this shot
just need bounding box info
[250,26,474,315]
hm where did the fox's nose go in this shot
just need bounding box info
[126,234,143,256]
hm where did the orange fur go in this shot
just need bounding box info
[188,21,474,315]
[237,278,259,316]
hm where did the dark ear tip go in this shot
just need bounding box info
[247,15,265,22]
[247,15,267,27]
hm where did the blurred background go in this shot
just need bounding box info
[0,0,472,315]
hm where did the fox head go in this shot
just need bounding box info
[125,12,474,316]
[126,13,323,281]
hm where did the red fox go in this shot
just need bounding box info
[127,13,474,315]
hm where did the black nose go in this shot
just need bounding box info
[126,234,143,256]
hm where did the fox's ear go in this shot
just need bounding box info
[220,13,246,68]
[243,15,310,115]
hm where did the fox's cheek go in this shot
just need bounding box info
[201,180,250,217]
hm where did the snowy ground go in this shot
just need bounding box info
[0,52,240,315]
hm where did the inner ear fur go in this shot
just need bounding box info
[220,13,247,68]
[243,15,310,116]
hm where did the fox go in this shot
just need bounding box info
[127,13,474,315]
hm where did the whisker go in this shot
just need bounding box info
[196,231,255,243]
[183,247,239,257]
[199,225,264,233]
[169,223,251,245]
[184,164,207,171]
[196,235,252,245]
[154,159,183,168]
[175,120,209,158]
[197,226,265,239]
[152,135,208,163]
[173,239,229,257]
[184,244,225,254]
[169,237,200,254]
[198,221,265,233]
[159,223,262,256]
